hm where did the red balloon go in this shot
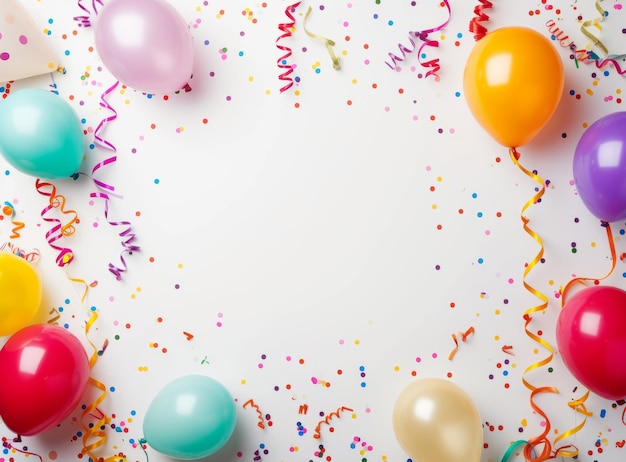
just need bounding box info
[0,324,90,435]
[556,285,626,400]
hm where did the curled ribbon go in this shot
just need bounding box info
[580,0,609,57]
[35,179,79,267]
[243,399,266,429]
[276,2,301,93]
[384,0,451,80]
[303,7,340,70]
[545,20,575,50]
[1,440,43,461]
[2,201,24,239]
[448,326,475,360]
[0,241,40,262]
[559,221,616,306]
[509,149,561,462]
[501,440,531,462]
[469,0,493,41]
[90,81,140,280]
[74,0,103,27]
[313,406,353,439]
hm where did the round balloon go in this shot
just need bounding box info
[0,252,42,337]
[0,88,84,179]
[557,285,626,400]
[573,111,626,223]
[392,378,482,462]
[0,324,90,435]
[143,375,236,460]
[463,27,564,148]
[94,0,194,94]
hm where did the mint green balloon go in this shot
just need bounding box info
[0,88,84,179]
[143,375,237,460]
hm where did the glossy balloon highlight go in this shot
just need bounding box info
[0,252,42,337]
[573,111,626,223]
[392,378,482,462]
[0,88,84,179]
[557,285,626,400]
[94,0,194,94]
[143,375,237,460]
[0,324,90,435]
[463,27,564,148]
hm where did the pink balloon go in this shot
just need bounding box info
[94,0,194,94]
[0,324,90,435]
[556,285,626,400]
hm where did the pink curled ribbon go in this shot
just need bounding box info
[385,0,451,80]
[469,0,493,41]
[90,80,140,280]
[276,2,301,93]
[74,0,103,27]
[35,179,78,268]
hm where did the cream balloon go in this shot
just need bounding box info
[392,378,482,462]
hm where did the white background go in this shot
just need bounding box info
[2,1,626,461]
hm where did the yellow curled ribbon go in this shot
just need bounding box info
[303,7,340,70]
[509,149,562,461]
[580,0,609,57]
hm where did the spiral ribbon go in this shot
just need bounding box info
[469,0,493,41]
[580,0,609,57]
[90,81,140,280]
[2,201,24,239]
[35,179,79,267]
[73,0,103,27]
[276,2,301,93]
[303,7,340,70]
[384,0,451,80]
[509,149,570,461]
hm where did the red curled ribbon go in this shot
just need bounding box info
[469,0,493,41]
[276,2,301,93]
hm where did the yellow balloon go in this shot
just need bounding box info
[463,26,564,148]
[0,253,42,337]
[392,378,482,462]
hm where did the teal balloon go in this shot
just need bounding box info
[143,375,237,460]
[0,88,84,179]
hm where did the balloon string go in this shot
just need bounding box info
[559,222,615,306]
[35,179,79,267]
[303,7,340,70]
[469,0,493,41]
[313,406,353,439]
[580,0,609,57]
[2,201,25,239]
[509,148,560,462]
[276,2,301,93]
[73,0,103,27]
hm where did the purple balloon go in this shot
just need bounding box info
[573,111,626,223]
[94,0,194,94]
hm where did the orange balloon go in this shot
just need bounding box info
[463,27,564,148]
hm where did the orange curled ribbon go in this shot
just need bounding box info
[2,202,24,239]
[313,406,353,439]
[243,399,266,429]
[448,326,475,360]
